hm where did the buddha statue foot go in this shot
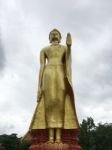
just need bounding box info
[55,140,62,144]
[46,140,54,144]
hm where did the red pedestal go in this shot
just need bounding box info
[29,129,82,150]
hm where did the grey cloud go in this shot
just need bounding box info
[94,48,112,86]
[20,0,112,22]
[0,37,6,71]
[75,46,112,104]
[17,0,112,42]
[0,124,15,135]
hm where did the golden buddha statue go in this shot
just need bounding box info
[29,29,79,143]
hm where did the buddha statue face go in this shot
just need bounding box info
[49,29,62,43]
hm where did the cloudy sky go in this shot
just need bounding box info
[0,0,112,136]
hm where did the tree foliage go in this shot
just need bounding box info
[0,134,31,150]
[79,117,112,150]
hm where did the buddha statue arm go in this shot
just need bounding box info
[65,33,72,85]
[37,50,46,102]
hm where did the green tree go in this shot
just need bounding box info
[0,134,31,150]
[21,141,32,150]
[79,117,112,150]
[95,123,112,150]
[0,134,22,150]
[79,117,96,150]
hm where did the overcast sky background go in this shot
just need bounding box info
[0,0,112,136]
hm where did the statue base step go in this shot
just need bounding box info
[29,129,82,150]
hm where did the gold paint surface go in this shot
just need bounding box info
[29,29,79,130]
